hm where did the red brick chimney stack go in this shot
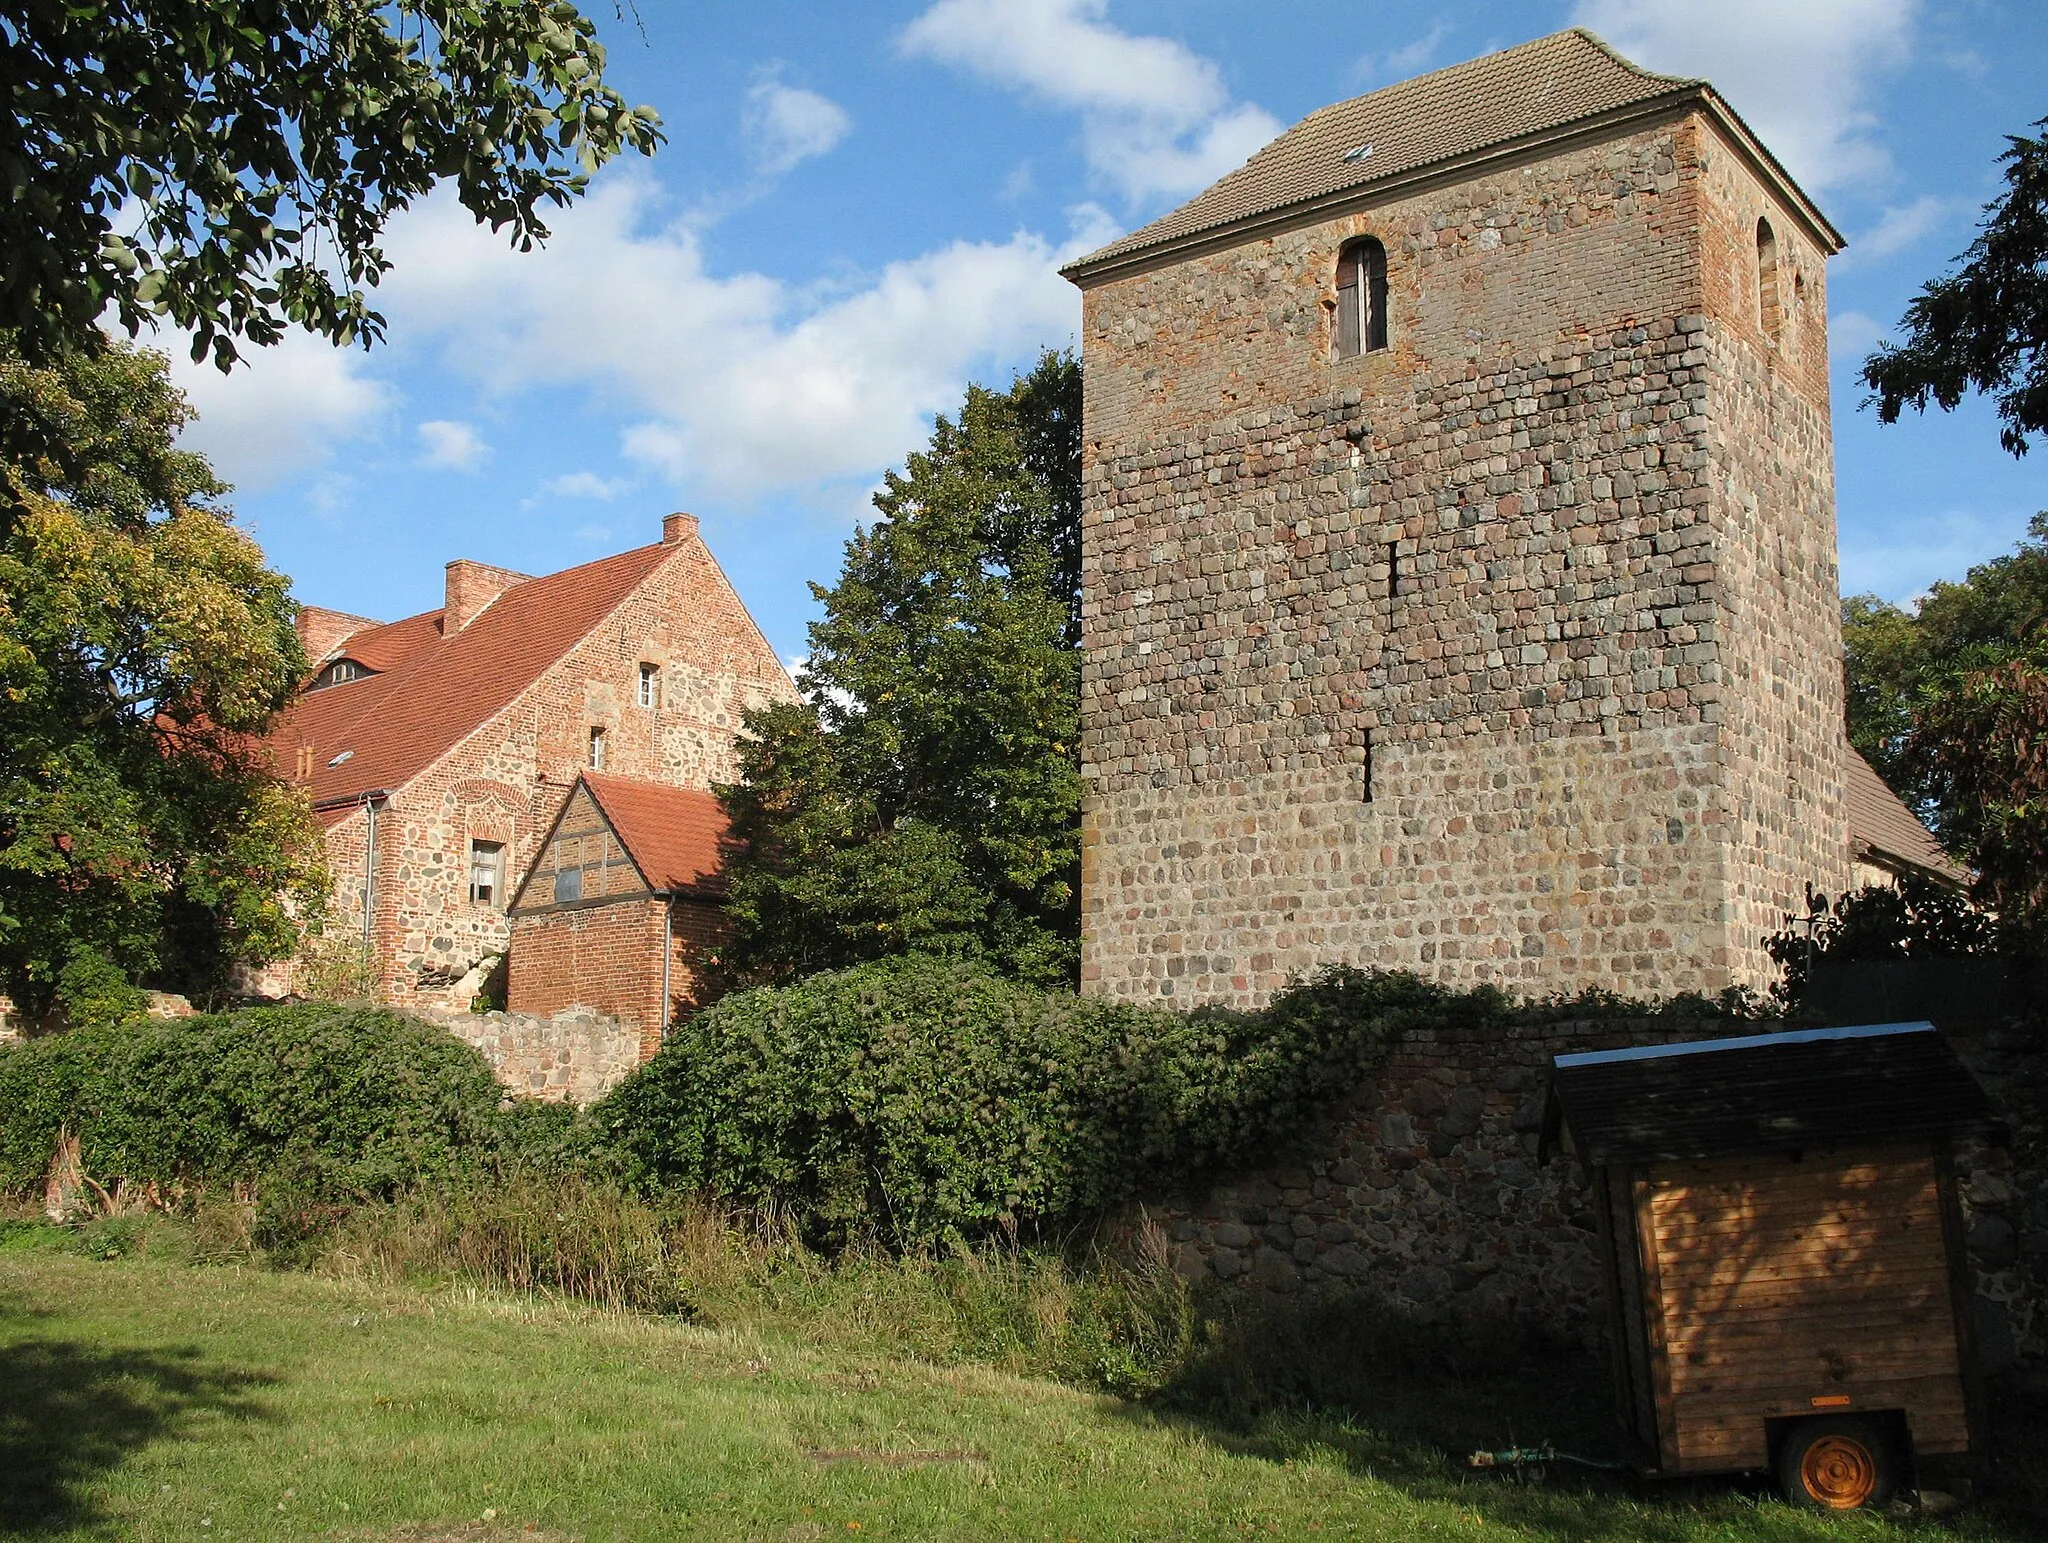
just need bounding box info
[295,604,379,663]
[443,559,533,631]
[662,511,699,546]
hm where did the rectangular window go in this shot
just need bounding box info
[468,839,505,906]
[638,662,659,708]
[588,726,607,770]
[554,864,583,904]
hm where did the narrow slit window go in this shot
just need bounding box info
[1362,729,1376,803]
[1334,237,1388,360]
[588,726,608,770]
[638,662,659,708]
[468,839,505,907]
[1387,541,1401,599]
[1756,217,1783,342]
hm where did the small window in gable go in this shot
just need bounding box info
[1334,237,1389,360]
[468,839,505,907]
[638,662,659,708]
[554,864,583,904]
[308,658,371,691]
[588,726,608,770]
[1756,217,1784,343]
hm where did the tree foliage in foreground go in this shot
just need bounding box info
[1841,514,2048,933]
[1862,115,2048,456]
[0,337,327,1022]
[2,0,662,372]
[715,352,1083,988]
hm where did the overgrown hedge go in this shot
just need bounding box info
[0,1004,508,1200]
[594,957,1483,1247]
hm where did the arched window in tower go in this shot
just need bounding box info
[1334,236,1388,360]
[1756,217,1784,343]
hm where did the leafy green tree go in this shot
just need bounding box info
[0,337,328,1024]
[1863,116,2048,455]
[716,352,1083,988]
[3,0,662,373]
[1901,654,2048,936]
[1842,512,2048,811]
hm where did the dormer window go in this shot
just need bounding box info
[308,657,372,691]
[1334,237,1389,360]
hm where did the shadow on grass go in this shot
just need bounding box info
[0,1332,272,1536]
[1118,1290,2048,1542]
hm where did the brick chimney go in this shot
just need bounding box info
[662,511,699,546]
[443,559,533,631]
[295,604,379,663]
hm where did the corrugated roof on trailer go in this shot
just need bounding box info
[1541,1022,2001,1167]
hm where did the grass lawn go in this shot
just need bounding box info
[2,1245,2043,1542]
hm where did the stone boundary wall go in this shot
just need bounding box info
[432,1005,642,1104]
[1145,1016,2046,1371]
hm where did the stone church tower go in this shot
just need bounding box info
[1063,30,1853,1006]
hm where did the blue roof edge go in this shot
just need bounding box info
[1553,1021,1937,1069]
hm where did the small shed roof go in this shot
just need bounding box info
[1543,1022,1997,1167]
[579,773,733,897]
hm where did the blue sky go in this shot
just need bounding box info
[168,0,2047,662]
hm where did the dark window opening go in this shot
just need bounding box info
[1335,237,1389,360]
[1363,729,1375,803]
[1387,541,1401,598]
[468,839,505,907]
[554,864,583,904]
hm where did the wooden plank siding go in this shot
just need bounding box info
[1639,1145,1972,1471]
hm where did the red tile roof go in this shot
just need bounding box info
[580,772,733,895]
[1845,748,1971,888]
[270,542,676,808]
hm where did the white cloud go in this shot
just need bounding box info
[417,418,489,472]
[1851,194,1965,262]
[1841,506,2038,604]
[168,330,392,491]
[377,177,1113,502]
[743,75,853,176]
[543,470,632,501]
[900,0,1282,202]
[1355,23,1451,84]
[1829,308,1886,366]
[1571,0,1917,193]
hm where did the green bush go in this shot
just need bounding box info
[0,1003,506,1200]
[595,957,1464,1248]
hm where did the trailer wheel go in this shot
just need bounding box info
[1778,1417,1898,1510]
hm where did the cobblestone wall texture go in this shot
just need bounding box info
[435,1006,641,1104]
[1076,110,1851,1007]
[1145,1017,2047,1369]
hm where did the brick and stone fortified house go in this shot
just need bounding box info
[270,513,796,1012]
[1063,30,1859,1007]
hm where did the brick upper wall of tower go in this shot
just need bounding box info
[1073,101,1851,1006]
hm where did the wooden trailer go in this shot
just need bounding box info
[1542,1022,1999,1509]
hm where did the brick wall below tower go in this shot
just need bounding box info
[508,896,729,1060]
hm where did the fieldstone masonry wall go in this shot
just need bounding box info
[1149,1019,2048,1371]
[1076,110,1851,1008]
[435,1006,641,1104]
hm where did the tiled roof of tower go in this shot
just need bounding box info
[271,542,675,814]
[1846,748,1972,887]
[1063,28,1838,281]
[580,772,732,896]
